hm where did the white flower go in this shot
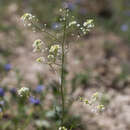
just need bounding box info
[33,39,43,52]
[77,24,80,27]
[49,44,60,54]
[97,104,105,111]
[83,19,93,27]
[21,13,38,27]
[18,87,30,97]
[36,57,45,63]
[59,126,67,130]
[69,21,77,27]
[21,13,33,21]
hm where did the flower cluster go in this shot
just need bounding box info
[34,40,61,65]
[48,44,61,64]
[18,87,30,97]
[51,22,62,30]
[29,96,40,105]
[4,64,12,71]
[80,92,105,112]
[68,19,94,35]
[33,39,44,52]
[21,13,38,28]
[10,88,17,95]
[0,88,5,97]
[59,126,67,130]
[96,104,105,112]
[35,85,45,93]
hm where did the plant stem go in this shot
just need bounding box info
[60,10,67,124]
[31,21,61,43]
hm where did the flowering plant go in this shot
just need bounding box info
[19,7,104,130]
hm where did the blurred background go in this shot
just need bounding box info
[0,0,130,130]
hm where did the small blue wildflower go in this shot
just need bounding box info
[63,2,76,10]
[0,88,4,97]
[35,85,45,93]
[4,64,12,71]
[51,22,61,30]
[121,24,128,32]
[29,97,40,105]
[10,88,17,95]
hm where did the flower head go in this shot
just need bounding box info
[10,88,17,95]
[83,19,94,28]
[51,22,61,30]
[21,13,33,21]
[35,85,45,93]
[0,88,5,97]
[59,126,67,130]
[69,21,77,27]
[29,96,40,105]
[33,39,43,52]
[21,13,38,27]
[36,57,45,63]
[4,64,12,71]
[121,24,128,32]
[18,87,30,97]
[92,92,99,100]
[97,104,105,111]
[47,54,55,63]
[49,44,60,54]
[63,2,76,10]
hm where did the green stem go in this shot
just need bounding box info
[31,22,61,43]
[60,10,67,124]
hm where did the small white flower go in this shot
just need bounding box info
[21,13,38,27]
[83,22,87,27]
[21,13,32,21]
[77,24,80,27]
[36,57,45,63]
[59,126,67,130]
[18,87,30,97]
[69,21,77,27]
[33,39,43,52]
[97,104,105,111]
[49,44,60,54]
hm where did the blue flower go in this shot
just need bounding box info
[29,97,40,105]
[121,24,129,32]
[10,88,17,95]
[51,22,61,30]
[0,88,4,97]
[35,85,45,93]
[4,64,12,71]
[63,2,76,10]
